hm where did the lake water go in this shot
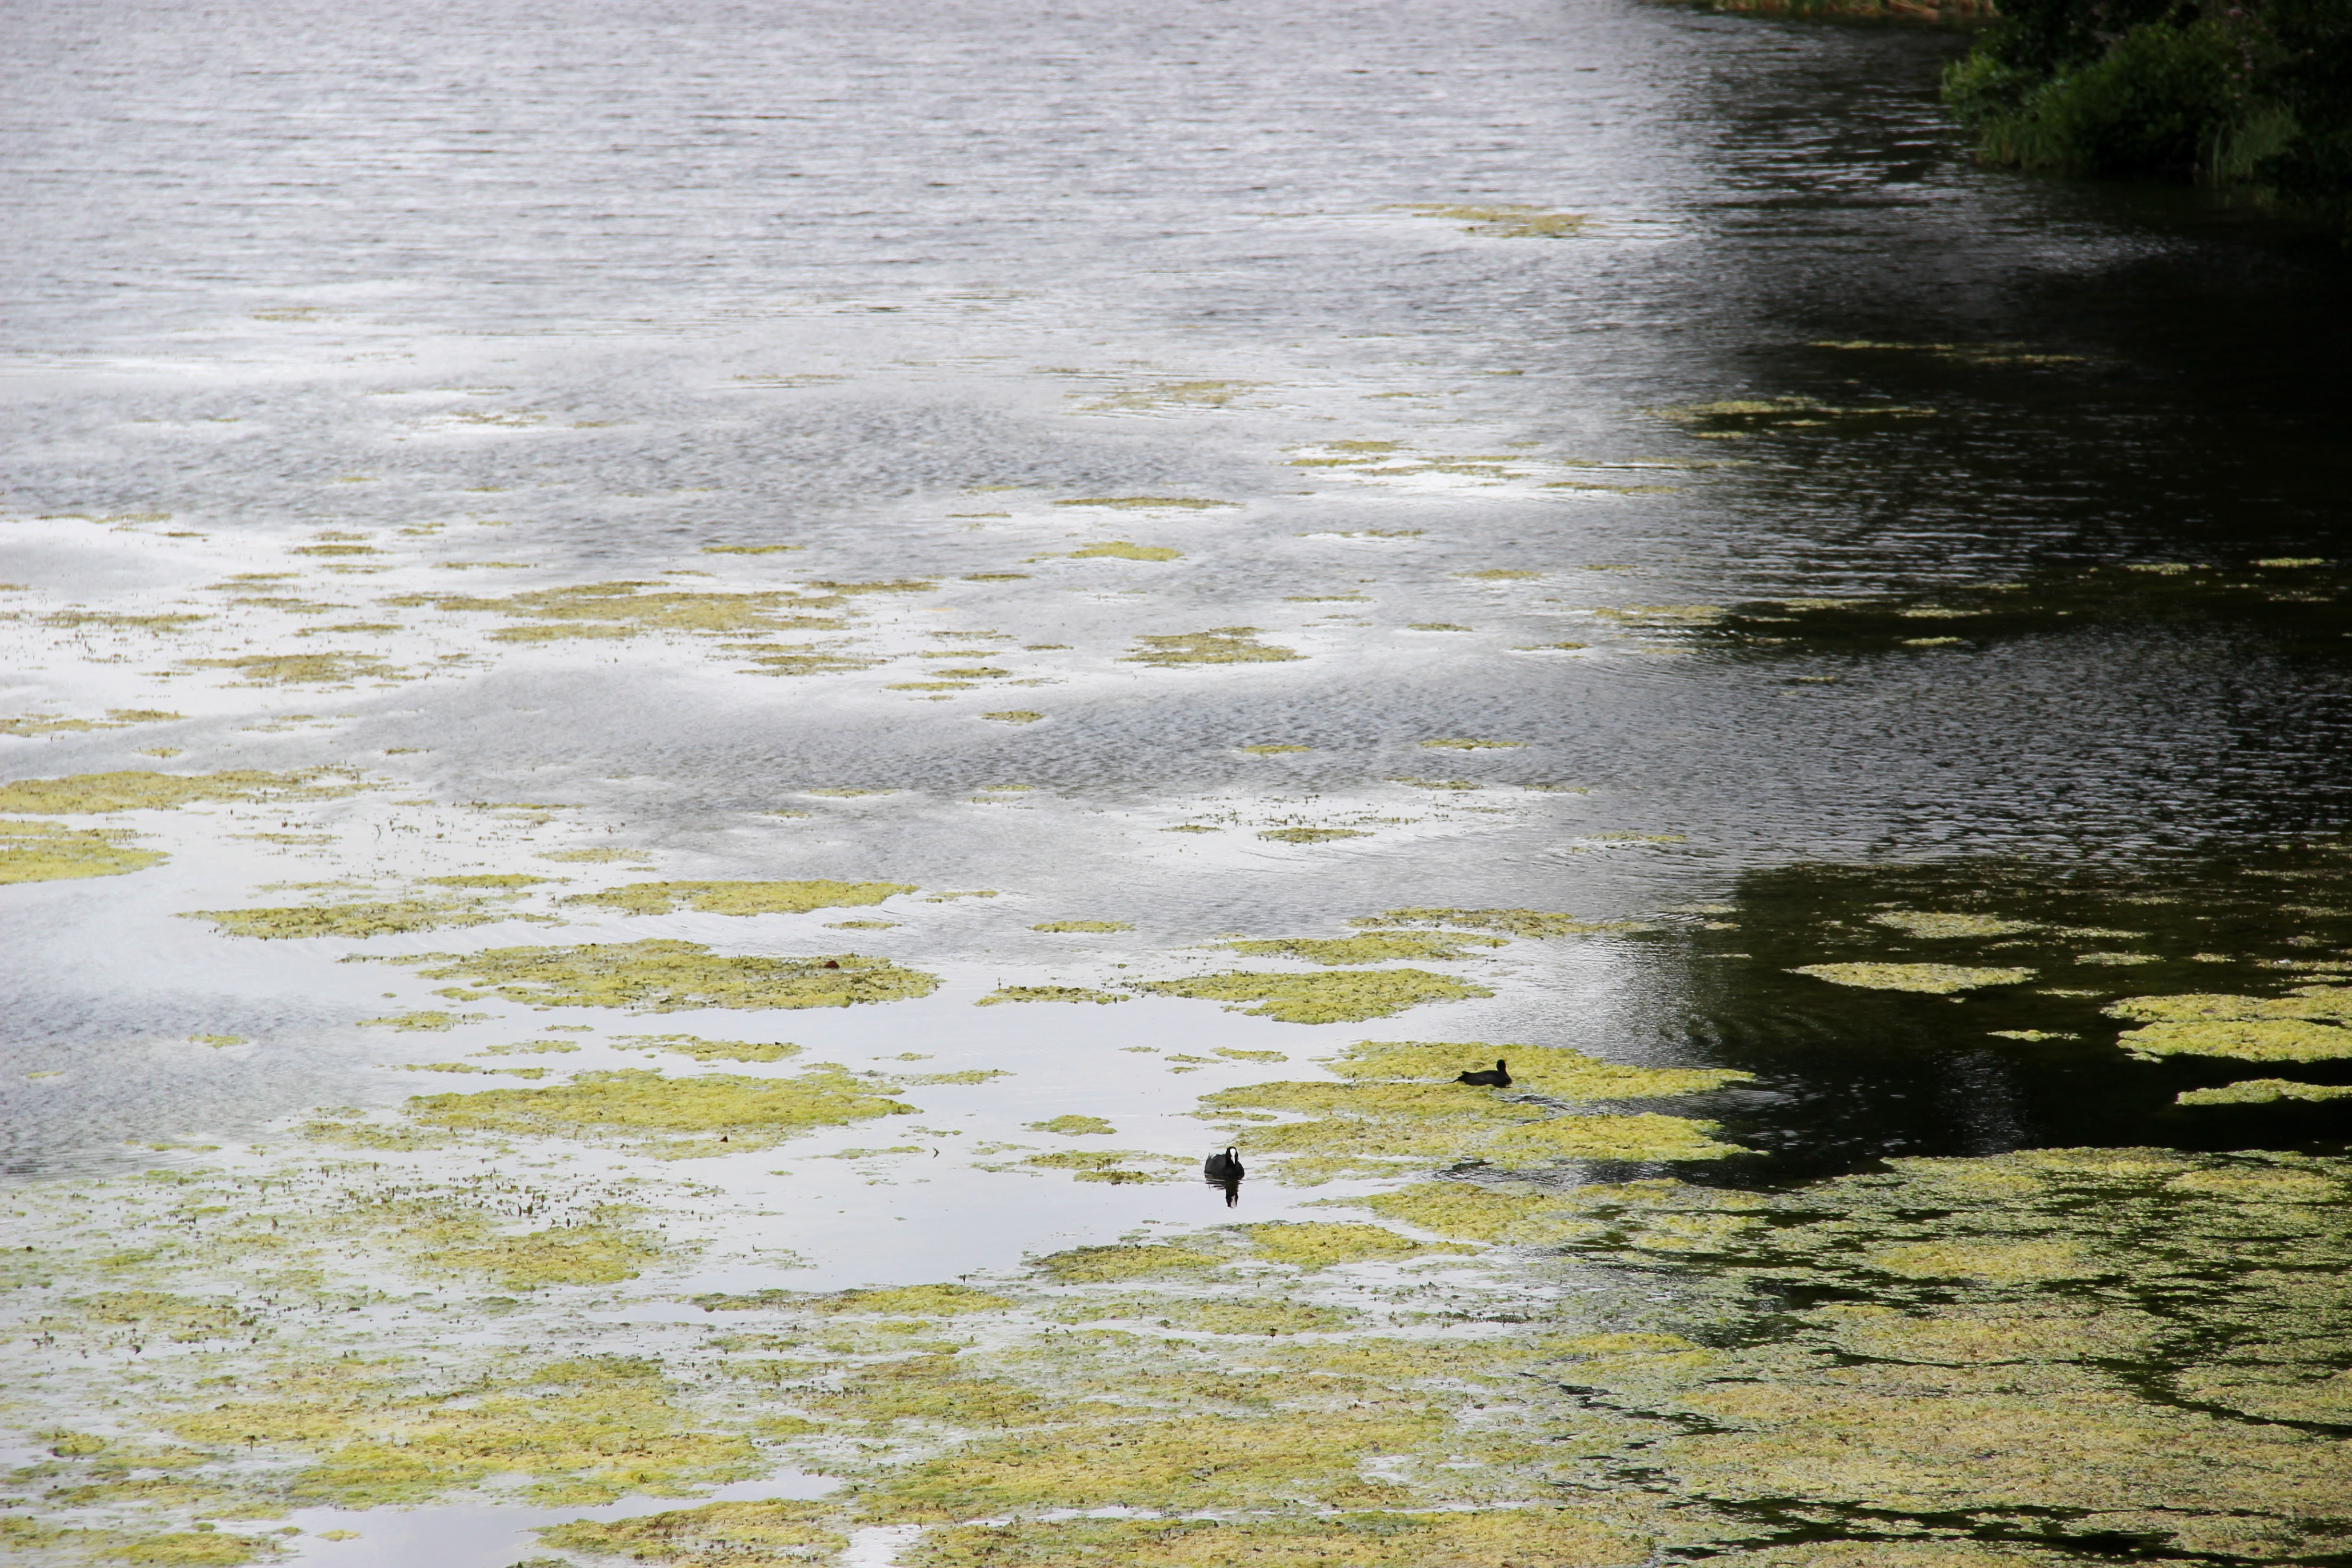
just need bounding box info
[4,0,2346,1564]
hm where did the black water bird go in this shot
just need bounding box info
[1204,1147,1245,1206]
[1456,1059,1511,1087]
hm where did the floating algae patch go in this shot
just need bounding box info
[1065,540,1181,561]
[736,644,883,677]
[814,1283,1015,1316]
[561,879,916,917]
[0,769,357,814]
[1240,743,1312,755]
[858,1408,1444,1520]
[9,1525,282,1566]
[184,899,514,939]
[2106,987,2352,1023]
[1123,627,1300,666]
[540,1499,845,1565]
[975,986,1127,1006]
[1365,907,1653,938]
[1058,1298,1373,1335]
[1028,1115,1116,1135]
[1240,1221,1468,1269]
[1032,1242,1226,1282]
[1225,932,1506,964]
[1135,969,1492,1023]
[163,1353,764,1507]
[1256,827,1367,844]
[388,580,849,640]
[2105,987,2352,1060]
[1019,1150,1169,1184]
[180,652,400,685]
[358,1009,480,1031]
[399,940,939,1010]
[0,819,165,883]
[2177,1078,2352,1105]
[1031,921,1131,933]
[1323,1039,1751,1100]
[408,1067,914,1155]
[908,1510,1640,1567]
[1871,911,2042,939]
[0,707,182,737]
[614,1034,800,1063]
[1199,1075,1740,1179]
[1418,737,1519,750]
[2113,1018,2352,1061]
[1325,1179,1590,1241]
[423,1222,664,1289]
[1538,1147,2352,1561]
[1393,202,1591,239]
[1793,962,2034,994]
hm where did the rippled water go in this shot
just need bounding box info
[5,0,2347,1562]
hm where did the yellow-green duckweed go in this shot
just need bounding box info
[1257,827,1368,844]
[1792,962,2035,994]
[1394,202,1591,239]
[1122,628,1300,666]
[408,1067,915,1155]
[389,580,848,639]
[423,1222,664,1289]
[973,985,1128,1006]
[185,899,512,939]
[1135,969,1493,1023]
[1364,907,1652,937]
[1323,1038,1751,1098]
[560,879,916,917]
[908,1510,1640,1567]
[1032,1243,1224,1282]
[1225,932,1505,964]
[1240,1221,1470,1269]
[2107,985,2352,1022]
[1027,1115,1116,1135]
[2116,1018,2352,1061]
[1328,1180,1589,1241]
[0,769,354,814]
[540,1499,845,1564]
[0,819,165,883]
[401,940,939,1009]
[2175,1078,2352,1104]
[1064,541,1181,561]
[167,1354,764,1507]
[1870,910,2042,938]
[612,1034,800,1062]
[1200,1073,1739,1179]
[1030,920,1131,933]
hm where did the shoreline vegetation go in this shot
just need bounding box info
[1683,0,2352,227]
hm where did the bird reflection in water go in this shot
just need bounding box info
[1203,1146,1244,1207]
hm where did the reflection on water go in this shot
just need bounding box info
[3,0,2346,1560]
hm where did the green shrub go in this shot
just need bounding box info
[1976,18,2239,172]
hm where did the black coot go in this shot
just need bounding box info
[1455,1059,1511,1087]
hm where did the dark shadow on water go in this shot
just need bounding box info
[1641,846,2352,1189]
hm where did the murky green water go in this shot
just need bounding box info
[4,0,2346,1562]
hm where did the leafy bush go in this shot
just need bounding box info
[1941,0,2352,217]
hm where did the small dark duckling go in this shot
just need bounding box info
[1455,1058,1511,1087]
[1203,1147,1245,1181]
